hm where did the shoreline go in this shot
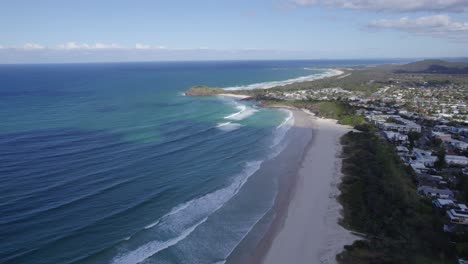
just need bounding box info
[260,110,357,264]
[217,93,252,99]
[187,68,345,96]
[223,68,344,91]
[226,108,357,264]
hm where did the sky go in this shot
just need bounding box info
[1,0,468,63]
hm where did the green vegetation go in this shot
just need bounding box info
[261,99,367,126]
[337,131,456,264]
[339,115,366,127]
[434,147,447,171]
[457,175,468,204]
[185,86,226,96]
[408,131,422,150]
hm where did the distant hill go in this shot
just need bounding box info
[394,59,468,74]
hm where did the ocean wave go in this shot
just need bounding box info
[144,202,191,230]
[0,178,133,226]
[111,217,208,264]
[111,161,263,263]
[223,103,257,121]
[216,122,242,132]
[271,109,294,150]
[223,104,246,119]
[223,69,343,90]
[99,108,294,264]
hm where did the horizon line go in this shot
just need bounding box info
[1,56,468,66]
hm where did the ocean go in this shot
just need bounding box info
[0,60,402,264]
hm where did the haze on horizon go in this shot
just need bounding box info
[2,0,468,64]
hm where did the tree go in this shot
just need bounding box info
[408,131,421,149]
[434,147,446,171]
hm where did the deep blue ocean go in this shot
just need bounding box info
[0,60,404,264]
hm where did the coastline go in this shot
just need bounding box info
[223,68,344,90]
[225,108,357,264]
[259,111,357,264]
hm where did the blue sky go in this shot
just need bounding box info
[1,0,468,63]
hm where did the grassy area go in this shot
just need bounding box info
[261,99,367,126]
[185,86,226,96]
[337,131,457,264]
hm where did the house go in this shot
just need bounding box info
[396,146,409,154]
[447,208,468,225]
[434,125,450,132]
[445,155,468,166]
[463,168,468,176]
[433,198,456,209]
[431,131,451,141]
[410,162,430,174]
[412,148,437,167]
[381,122,421,134]
[446,139,468,151]
[384,131,408,143]
[417,186,454,199]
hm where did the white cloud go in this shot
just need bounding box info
[291,0,468,12]
[135,43,151,50]
[135,43,168,50]
[367,14,468,40]
[22,43,45,50]
[93,43,123,49]
[57,42,124,50]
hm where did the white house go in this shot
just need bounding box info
[417,186,454,199]
[446,139,468,151]
[396,146,409,154]
[412,148,437,167]
[447,208,468,225]
[433,198,456,209]
[431,131,451,141]
[445,155,468,166]
[384,131,408,143]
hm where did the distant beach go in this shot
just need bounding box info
[223,69,344,90]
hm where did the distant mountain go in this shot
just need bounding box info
[394,59,468,74]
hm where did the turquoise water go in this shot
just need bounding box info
[0,60,399,264]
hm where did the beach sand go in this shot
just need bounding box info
[217,93,252,99]
[260,110,357,264]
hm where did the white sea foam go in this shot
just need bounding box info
[112,161,263,264]
[224,103,257,121]
[111,217,208,264]
[272,109,294,149]
[144,202,192,229]
[223,104,246,119]
[216,122,242,132]
[203,110,294,263]
[223,69,343,90]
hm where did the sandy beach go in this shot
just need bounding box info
[259,110,357,264]
[217,93,252,99]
